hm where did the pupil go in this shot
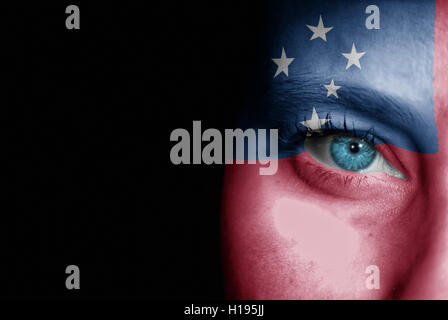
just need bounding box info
[349,142,360,153]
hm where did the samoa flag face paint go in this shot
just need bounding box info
[221,0,448,299]
[238,0,437,158]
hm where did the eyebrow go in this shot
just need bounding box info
[263,78,426,132]
[327,86,423,129]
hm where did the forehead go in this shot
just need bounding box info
[264,0,434,104]
[242,0,438,154]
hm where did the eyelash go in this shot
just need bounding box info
[297,114,378,146]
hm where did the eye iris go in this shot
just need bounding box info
[330,137,376,171]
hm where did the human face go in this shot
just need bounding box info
[221,0,448,299]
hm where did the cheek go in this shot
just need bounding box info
[272,198,360,285]
[222,164,367,298]
[222,150,426,299]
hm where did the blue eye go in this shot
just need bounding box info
[304,134,406,179]
[330,136,376,171]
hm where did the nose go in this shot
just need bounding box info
[399,84,448,299]
[398,5,448,298]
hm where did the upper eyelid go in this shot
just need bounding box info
[297,119,379,146]
[327,89,417,128]
[269,80,419,127]
[268,82,420,143]
[263,95,418,153]
[294,107,418,151]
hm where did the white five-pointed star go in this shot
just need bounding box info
[272,47,295,77]
[342,43,366,69]
[324,79,341,98]
[306,15,333,41]
[300,107,329,131]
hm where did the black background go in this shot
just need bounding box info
[4,2,263,298]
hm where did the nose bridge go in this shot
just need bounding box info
[427,101,448,196]
[399,98,448,299]
[412,154,448,299]
[390,0,448,299]
[424,98,448,296]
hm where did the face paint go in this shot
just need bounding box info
[222,0,448,299]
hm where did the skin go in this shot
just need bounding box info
[221,0,448,299]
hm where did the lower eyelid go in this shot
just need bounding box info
[292,155,370,195]
[290,151,408,200]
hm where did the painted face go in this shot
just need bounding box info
[221,0,448,299]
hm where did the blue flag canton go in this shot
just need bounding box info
[238,0,438,158]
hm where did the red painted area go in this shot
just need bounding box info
[222,148,425,299]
